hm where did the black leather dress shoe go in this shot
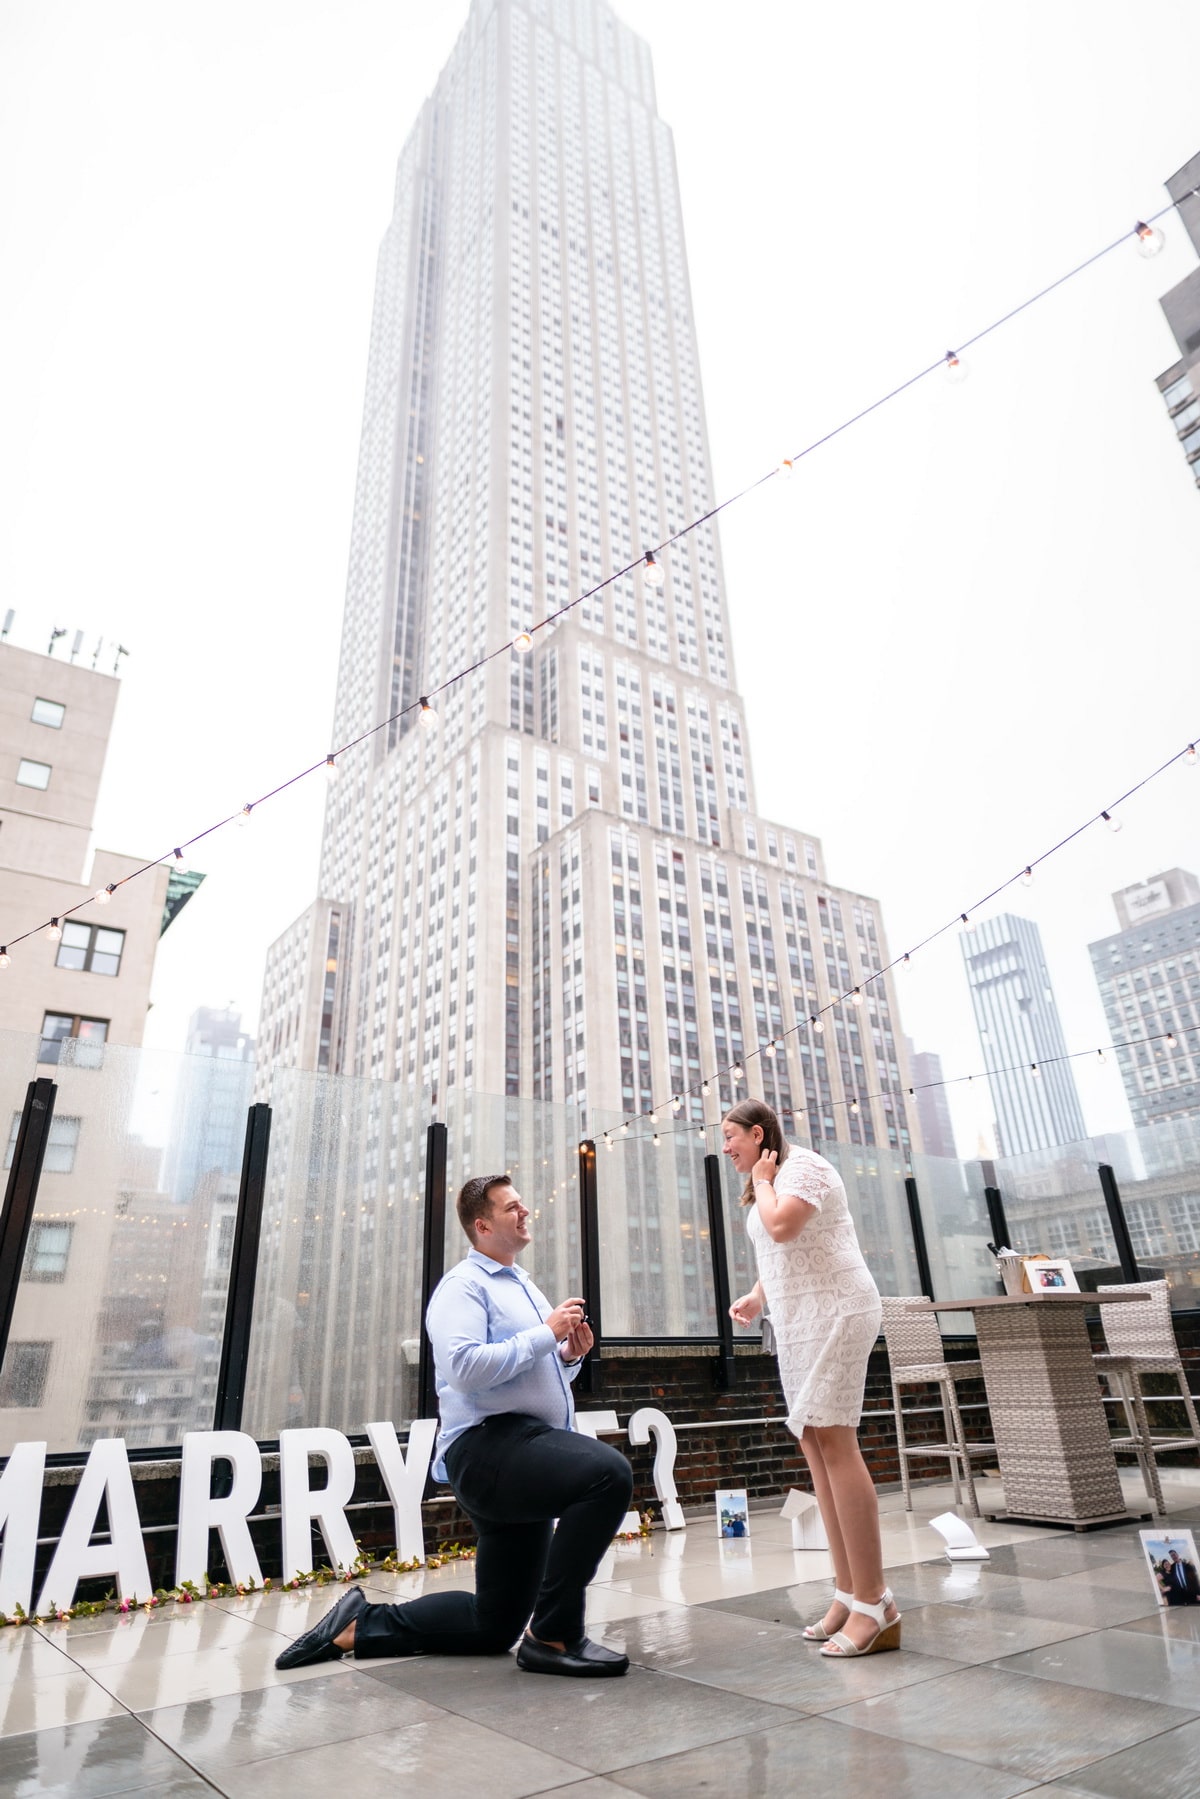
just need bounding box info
[274,1584,367,1670]
[515,1634,629,1677]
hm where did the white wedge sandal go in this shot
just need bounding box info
[802,1588,853,1642]
[819,1588,901,1658]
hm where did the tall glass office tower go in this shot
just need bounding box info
[260,0,916,1167]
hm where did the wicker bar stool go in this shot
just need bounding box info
[881,1296,992,1516]
[1094,1280,1200,1518]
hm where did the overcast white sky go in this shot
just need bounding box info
[2,0,1200,1154]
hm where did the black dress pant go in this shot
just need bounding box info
[353,1413,634,1658]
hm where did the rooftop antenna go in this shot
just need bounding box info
[113,643,129,675]
[69,629,84,663]
[47,627,66,656]
[1,610,13,642]
[90,637,104,670]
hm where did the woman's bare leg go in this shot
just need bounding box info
[807,1424,897,1650]
[798,1432,851,1634]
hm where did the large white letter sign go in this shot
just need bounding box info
[628,1407,685,1530]
[0,1440,46,1617]
[576,1413,641,1536]
[278,1428,357,1578]
[175,1431,264,1590]
[38,1439,152,1614]
[364,1420,435,1565]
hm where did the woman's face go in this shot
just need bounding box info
[721,1120,762,1174]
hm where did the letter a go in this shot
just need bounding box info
[38,1439,151,1615]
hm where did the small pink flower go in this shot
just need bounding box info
[118,1599,130,1613]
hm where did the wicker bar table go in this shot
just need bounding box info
[907,1293,1151,1531]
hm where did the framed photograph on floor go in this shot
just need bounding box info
[715,1489,750,1539]
[1140,1530,1200,1607]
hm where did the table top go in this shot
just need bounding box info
[907,1292,1150,1312]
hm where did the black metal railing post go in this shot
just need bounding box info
[213,1103,272,1432]
[904,1175,935,1301]
[577,1137,602,1393]
[1098,1162,1141,1283]
[0,1077,57,1378]
[417,1121,448,1421]
[704,1153,737,1389]
[984,1188,1011,1249]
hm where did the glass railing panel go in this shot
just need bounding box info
[910,1153,994,1334]
[0,1036,255,1456]
[994,1138,1119,1275]
[241,1067,429,1439]
[1105,1118,1200,1310]
[590,1115,718,1337]
[817,1141,921,1298]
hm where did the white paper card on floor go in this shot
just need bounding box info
[929,1510,990,1561]
[780,1487,829,1550]
[716,1488,750,1539]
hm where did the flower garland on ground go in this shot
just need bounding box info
[0,1510,656,1627]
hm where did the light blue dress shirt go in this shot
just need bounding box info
[426,1248,582,1481]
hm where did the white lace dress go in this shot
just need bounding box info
[747,1146,882,1437]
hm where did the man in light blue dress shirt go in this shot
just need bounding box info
[276,1173,634,1678]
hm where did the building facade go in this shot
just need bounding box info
[1154,153,1200,486]
[1089,869,1200,1129]
[0,638,188,1451]
[253,0,919,1398]
[905,1040,958,1160]
[961,912,1086,1157]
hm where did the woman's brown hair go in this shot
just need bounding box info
[723,1097,790,1205]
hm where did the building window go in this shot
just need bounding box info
[38,1014,109,1068]
[24,1221,73,1282]
[16,759,51,790]
[5,1114,80,1174]
[56,923,125,977]
[0,1342,50,1407]
[31,697,66,729]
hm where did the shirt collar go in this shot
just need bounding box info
[467,1247,525,1278]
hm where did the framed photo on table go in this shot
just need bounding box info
[1021,1257,1079,1293]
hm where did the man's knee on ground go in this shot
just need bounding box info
[594,1440,634,1503]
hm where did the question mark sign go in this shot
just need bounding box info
[627,1407,685,1530]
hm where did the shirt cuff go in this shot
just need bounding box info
[530,1323,558,1357]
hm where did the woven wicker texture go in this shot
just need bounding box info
[882,1296,989,1516]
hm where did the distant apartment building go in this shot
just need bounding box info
[961,913,1086,1157]
[162,1005,256,1203]
[1089,870,1200,1128]
[1154,153,1200,485]
[905,1040,958,1160]
[0,637,197,1452]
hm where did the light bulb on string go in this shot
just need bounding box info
[1030,1062,1040,1077]
[46,918,62,942]
[943,349,969,383]
[0,947,9,970]
[513,630,533,653]
[620,1123,629,1137]
[901,952,911,969]
[959,913,971,930]
[172,848,188,873]
[604,1135,614,1151]
[238,804,253,828]
[701,1081,711,1096]
[418,697,438,731]
[1166,1032,1178,1048]
[94,884,116,906]
[850,988,863,1007]
[1101,810,1122,833]
[1186,745,1197,766]
[731,1063,744,1081]
[671,1095,683,1113]
[1021,867,1034,886]
[696,1126,705,1143]
[1134,220,1166,258]
[850,1099,860,1115]
[642,551,664,587]
[777,457,794,479]
[811,1016,824,1035]
[652,1132,660,1147]
[1097,1048,1107,1063]
[325,755,338,781]
[764,1040,776,1058]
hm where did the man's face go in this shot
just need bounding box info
[475,1183,531,1259]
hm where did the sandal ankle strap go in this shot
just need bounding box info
[849,1588,894,1626]
[832,1588,853,1609]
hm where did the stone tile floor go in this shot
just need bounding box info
[2,1468,1199,1797]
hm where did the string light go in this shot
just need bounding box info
[850,1099,860,1115]
[701,1081,711,1096]
[1187,745,1197,766]
[1021,867,1034,886]
[850,988,864,1007]
[46,918,62,942]
[237,804,253,827]
[171,848,188,872]
[512,630,533,653]
[324,755,338,780]
[811,1016,824,1034]
[94,884,116,906]
[764,1040,777,1058]
[1134,220,1166,258]
[1030,1062,1040,1076]
[777,457,794,479]
[731,1063,744,1081]
[0,189,1194,975]
[1101,809,1122,832]
[0,948,8,970]
[652,1132,660,1147]
[959,913,971,929]
[1167,1032,1178,1048]
[671,1095,683,1113]
[1097,1048,1107,1063]
[620,1123,629,1137]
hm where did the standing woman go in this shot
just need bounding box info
[724,1097,897,1657]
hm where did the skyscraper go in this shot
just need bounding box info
[161,1006,256,1205]
[260,0,916,1170]
[1089,870,1200,1128]
[904,1040,958,1160]
[961,913,1086,1157]
[1153,152,1200,486]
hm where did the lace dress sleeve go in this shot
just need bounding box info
[773,1151,836,1212]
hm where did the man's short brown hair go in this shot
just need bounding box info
[456,1174,513,1242]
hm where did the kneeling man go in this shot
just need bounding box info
[277,1173,633,1676]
